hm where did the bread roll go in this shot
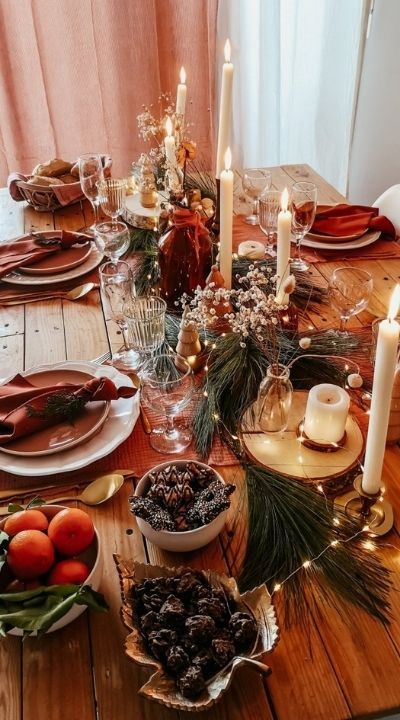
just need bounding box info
[31,159,73,178]
[58,173,78,184]
[28,175,64,186]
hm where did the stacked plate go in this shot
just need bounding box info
[301,228,381,251]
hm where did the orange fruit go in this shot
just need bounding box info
[7,529,55,580]
[47,508,95,556]
[47,559,91,586]
[4,509,49,536]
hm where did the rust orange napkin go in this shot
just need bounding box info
[311,204,395,239]
[0,230,89,278]
[0,375,136,444]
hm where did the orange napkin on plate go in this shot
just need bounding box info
[0,375,136,444]
[0,230,90,279]
[311,204,395,239]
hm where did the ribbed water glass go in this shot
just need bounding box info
[124,296,167,356]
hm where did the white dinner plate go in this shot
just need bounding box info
[2,231,103,286]
[296,229,381,251]
[307,229,365,242]
[0,361,140,476]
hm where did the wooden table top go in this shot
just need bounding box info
[1,164,400,720]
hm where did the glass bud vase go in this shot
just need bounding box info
[257,364,293,433]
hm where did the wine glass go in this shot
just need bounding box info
[328,266,373,334]
[290,181,318,272]
[94,221,130,264]
[99,261,140,371]
[242,169,272,225]
[78,154,104,234]
[259,189,281,252]
[123,296,167,377]
[141,354,194,453]
[96,178,126,229]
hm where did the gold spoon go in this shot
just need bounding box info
[0,473,125,515]
[0,282,97,306]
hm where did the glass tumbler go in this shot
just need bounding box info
[123,296,167,374]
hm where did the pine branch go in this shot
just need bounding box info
[27,393,87,423]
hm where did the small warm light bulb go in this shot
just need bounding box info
[224,38,231,62]
[333,517,340,527]
[180,66,186,84]
[203,390,208,397]
[224,147,232,172]
[166,116,173,137]
[363,540,375,551]
[273,583,282,592]
[281,188,289,212]
[362,524,370,532]
[302,560,311,569]
[388,284,400,320]
[330,540,339,547]
[316,484,324,493]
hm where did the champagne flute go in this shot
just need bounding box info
[96,178,126,229]
[328,266,373,334]
[259,189,281,251]
[94,221,130,264]
[242,169,272,225]
[99,261,141,371]
[78,154,104,234]
[290,181,318,272]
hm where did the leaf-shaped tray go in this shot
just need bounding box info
[114,555,279,712]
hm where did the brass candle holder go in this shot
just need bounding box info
[334,474,394,536]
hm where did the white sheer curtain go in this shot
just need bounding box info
[217,0,365,193]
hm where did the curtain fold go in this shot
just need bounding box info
[0,0,217,185]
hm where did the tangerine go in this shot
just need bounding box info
[4,509,49,536]
[47,559,91,586]
[47,508,95,556]
[7,529,55,580]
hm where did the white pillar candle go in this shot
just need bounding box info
[219,147,233,289]
[216,39,234,179]
[276,188,291,305]
[164,117,176,165]
[303,384,350,444]
[176,66,187,116]
[362,285,400,494]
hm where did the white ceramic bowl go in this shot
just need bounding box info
[134,460,229,552]
[0,504,102,634]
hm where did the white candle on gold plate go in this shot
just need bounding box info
[164,117,176,165]
[216,39,234,179]
[276,188,291,305]
[176,66,187,116]
[303,384,350,444]
[219,147,233,289]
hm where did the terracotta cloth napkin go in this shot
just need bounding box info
[0,375,136,444]
[311,204,396,239]
[0,229,89,279]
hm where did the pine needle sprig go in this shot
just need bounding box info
[185,161,217,202]
[26,393,87,424]
[132,252,159,295]
[239,463,391,625]
[127,229,159,254]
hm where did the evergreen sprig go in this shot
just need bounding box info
[26,393,87,424]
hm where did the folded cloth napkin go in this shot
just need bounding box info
[0,229,89,278]
[0,375,136,444]
[311,204,396,239]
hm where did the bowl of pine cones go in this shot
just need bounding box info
[130,460,235,552]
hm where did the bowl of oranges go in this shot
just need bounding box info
[0,505,103,635]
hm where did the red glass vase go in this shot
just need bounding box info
[158,206,212,307]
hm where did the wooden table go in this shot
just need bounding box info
[1,165,400,720]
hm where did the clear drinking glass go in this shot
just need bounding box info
[141,355,194,453]
[123,296,167,375]
[290,181,318,272]
[96,178,126,229]
[99,261,140,371]
[94,221,130,264]
[78,154,104,235]
[328,266,373,334]
[259,190,281,251]
[242,169,272,225]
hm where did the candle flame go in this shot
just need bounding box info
[224,39,231,62]
[224,147,232,171]
[180,66,186,84]
[166,116,173,137]
[388,284,400,320]
[281,188,289,212]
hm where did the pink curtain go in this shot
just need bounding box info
[0,0,217,185]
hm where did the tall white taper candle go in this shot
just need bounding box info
[216,40,234,179]
[176,66,187,116]
[164,117,176,165]
[276,188,291,305]
[219,147,233,289]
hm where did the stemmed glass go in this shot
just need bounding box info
[99,261,141,371]
[290,181,318,272]
[96,178,126,229]
[78,154,104,234]
[123,296,167,376]
[141,355,194,453]
[328,266,373,334]
[242,169,272,225]
[94,221,130,265]
[259,190,281,252]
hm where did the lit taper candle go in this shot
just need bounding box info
[164,117,176,165]
[276,188,291,305]
[176,66,187,116]
[216,40,234,179]
[362,285,400,494]
[219,147,233,289]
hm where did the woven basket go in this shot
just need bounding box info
[14,178,83,212]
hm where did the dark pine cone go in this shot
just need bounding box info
[197,596,227,625]
[185,614,216,644]
[177,665,206,698]
[129,496,175,531]
[140,610,161,635]
[186,480,235,526]
[192,649,216,679]
[180,634,200,658]
[166,645,190,675]
[141,592,166,612]
[147,628,179,661]
[159,594,186,627]
[229,612,258,651]
[211,638,236,668]
[176,571,207,600]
